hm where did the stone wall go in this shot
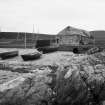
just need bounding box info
[58,35,80,45]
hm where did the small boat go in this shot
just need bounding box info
[21,51,42,61]
[21,26,42,61]
[0,51,18,60]
[37,46,58,54]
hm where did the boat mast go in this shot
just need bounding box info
[33,24,35,48]
[35,27,39,48]
[33,25,39,48]
[17,32,19,40]
[25,32,27,49]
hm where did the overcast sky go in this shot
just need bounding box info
[0,0,105,34]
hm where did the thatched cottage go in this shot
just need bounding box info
[57,26,92,45]
[57,26,94,52]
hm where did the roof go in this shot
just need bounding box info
[57,26,90,37]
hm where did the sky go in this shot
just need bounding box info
[0,0,105,34]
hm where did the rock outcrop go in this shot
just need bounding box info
[0,51,105,105]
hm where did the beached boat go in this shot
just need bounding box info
[21,51,42,61]
[21,30,42,61]
[37,46,58,54]
[0,51,18,60]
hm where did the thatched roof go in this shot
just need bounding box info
[58,26,90,37]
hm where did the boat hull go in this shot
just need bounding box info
[37,47,58,54]
[21,53,42,61]
[0,51,18,60]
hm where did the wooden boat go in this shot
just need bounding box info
[37,46,58,54]
[21,51,42,61]
[21,26,42,61]
[0,51,18,60]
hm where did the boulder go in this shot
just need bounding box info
[0,68,53,105]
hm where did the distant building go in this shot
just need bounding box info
[57,26,94,52]
[57,26,93,46]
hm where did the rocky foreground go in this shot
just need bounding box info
[0,51,105,105]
